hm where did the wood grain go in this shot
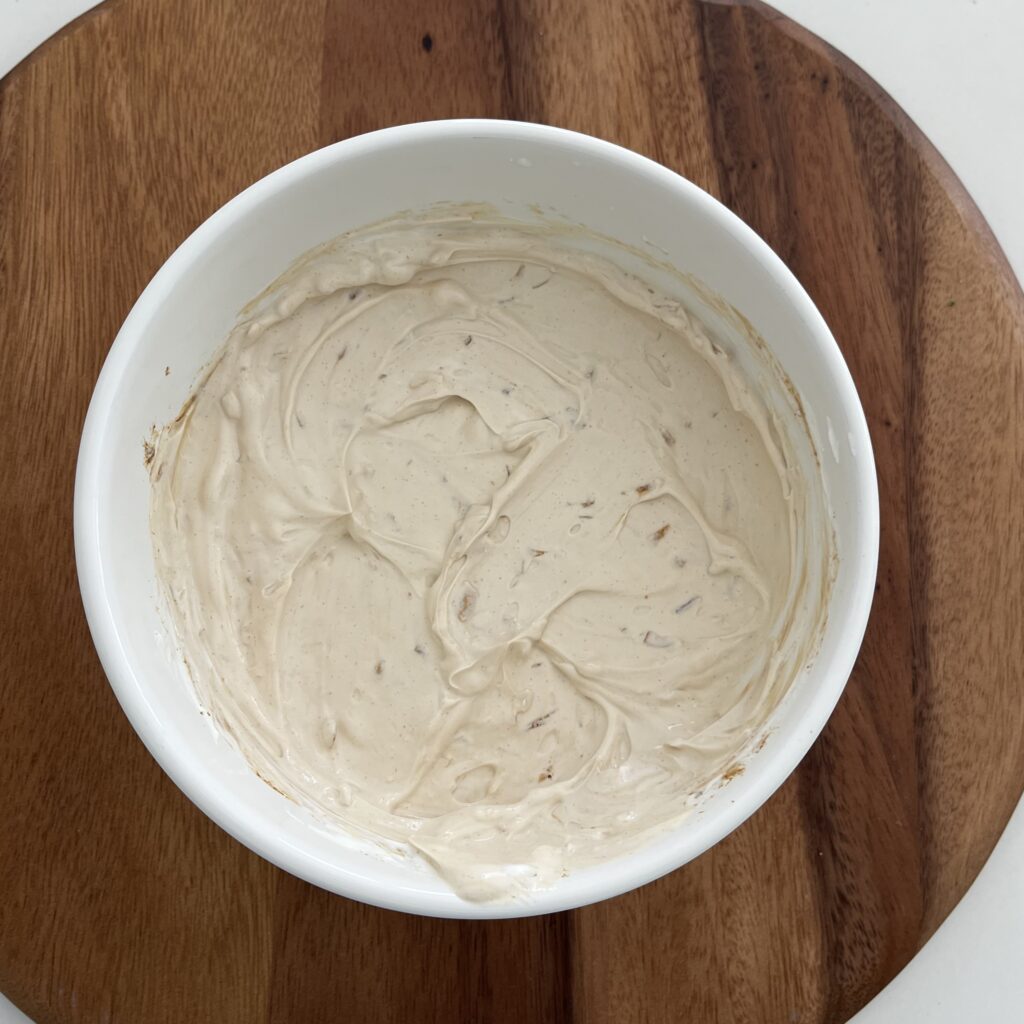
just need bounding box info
[1,1,1021,1021]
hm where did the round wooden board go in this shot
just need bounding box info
[1,1,1022,1021]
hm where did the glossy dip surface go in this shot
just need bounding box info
[150,211,829,900]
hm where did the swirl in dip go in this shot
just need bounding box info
[150,212,828,900]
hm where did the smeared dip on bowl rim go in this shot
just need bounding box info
[149,208,831,900]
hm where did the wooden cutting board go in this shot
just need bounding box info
[1,1,1021,1021]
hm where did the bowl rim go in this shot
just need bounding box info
[74,118,880,918]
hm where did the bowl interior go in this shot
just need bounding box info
[75,121,877,918]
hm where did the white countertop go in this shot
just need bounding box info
[1,2,1021,1021]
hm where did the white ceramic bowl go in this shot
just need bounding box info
[75,120,878,918]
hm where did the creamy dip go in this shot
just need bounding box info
[150,212,826,900]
